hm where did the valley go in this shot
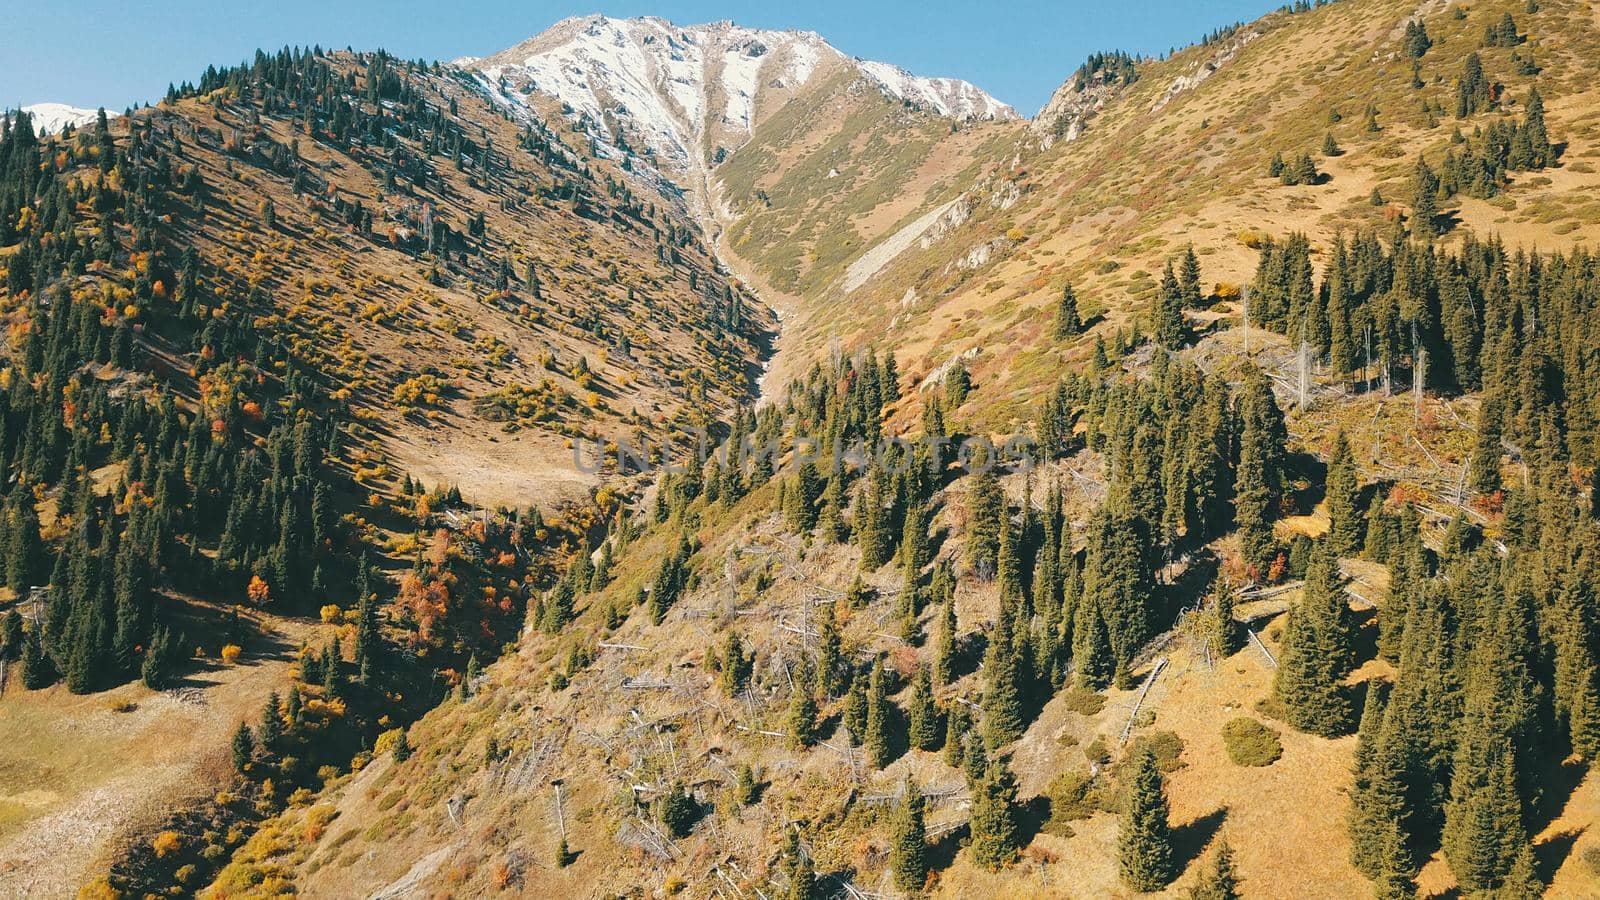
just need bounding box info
[2,0,1600,898]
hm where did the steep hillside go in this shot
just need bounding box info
[0,45,773,896]
[189,3,1600,899]
[791,0,1600,433]
[8,3,1600,899]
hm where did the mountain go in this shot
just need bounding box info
[5,2,1600,899]
[463,15,1015,174]
[15,102,106,134]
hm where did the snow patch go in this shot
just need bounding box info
[16,103,107,135]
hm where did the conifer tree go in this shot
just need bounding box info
[933,597,957,686]
[1082,508,1154,686]
[1156,262,1186,350]
[1235,366,1287,575]
[865,657,893,767]
[719,631,753,697]
[1324,431,1363,557]
[1179,246,1204,308]
[890,774,929,893]
[1119,747,1176,891]
[967,759,1021,870]
[908,664,941,751]
[784,460,821,533]
[231,721,255,773]
[844,672,868,745]
[1073,593,1114,690]
[944,702,969,769]
[1189,838,1240,900]
[1552,580,1600,759]
[965,466,1004,579]
[1369,817,1420,900]
[781,829,818,900]
[981,611,1025,746]
[817,603,845,697]
[1272,541,1356,736]
[1055,281,1083,338]
[258,690,283,747]
[21,630,53,689]
[1411,157,1441,239]
[787,658,819,749]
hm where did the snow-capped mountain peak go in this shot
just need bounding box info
[14,103,108,135]
[462,16,1014,171]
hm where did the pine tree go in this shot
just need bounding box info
[865,657,893,767]
[1411,157,1441,239]
[933,597,957,685]
[1325,431,1363,557]
[1055,281,1083,338]
[981,612,1025,746]
[655,780,698,838]
[890,775,929,893]
[21,630,53,689]
[1189,838,1240,900]
[965,467,1004,579]
[1119,747,1176,891]
[1179,246,1204,308]
[1156,262,1186,350]
[258,690,283,747]
[844,672,868,745]
[1235,366,1287,575]
[1272,541,1356,736]
[231,721,255,773]
[944,702,969,769]
[908,664,941,751]
[780,829,819,900]
[4,494,42,595]
[967,759,1021,870]
[787,658,819,749]
[1073,594,1114,690]
[718,631,753,697]
[784,460,821,533]
[1369,816,1420,900]
[817,603,845,697]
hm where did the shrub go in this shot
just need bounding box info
[1222,717,1283,766]
[221,644,243,664]
[153,830,182,858]
[1046,769,1096,829]
[1127,730,1185,772]
[1060,689,1106,716]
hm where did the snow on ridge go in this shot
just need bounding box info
[462,15,1014,171]
[854,60,1017,121]
[16,103,108,135]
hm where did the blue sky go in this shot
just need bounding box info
[8,0,1279,117]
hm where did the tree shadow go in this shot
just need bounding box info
[951,631,987,683]
[1170,806,1230,874]
[1014,794,1052,849]
[1350,606,1380,668]
[926,822,970,873]
[1527,757,1590,836]
[1534,827,1585,885]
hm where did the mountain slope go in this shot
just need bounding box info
[192,3,1600,900]
[0,45,774,895]
[793,0,1600,431]
[464,15,1015,176]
